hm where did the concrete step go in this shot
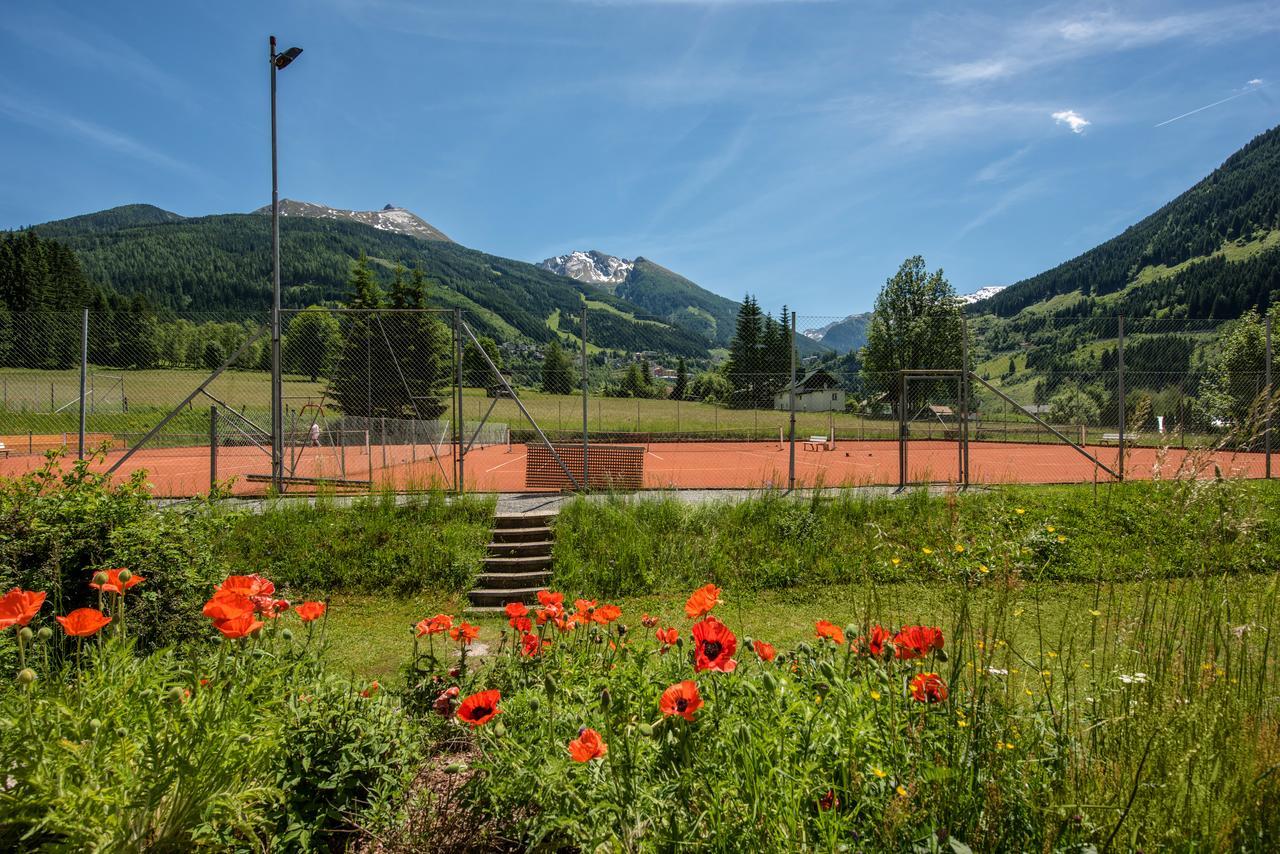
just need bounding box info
[487,540,554,557]
[493,512,558,529]
[483,554,552,571]
[467,586,545,607]
[476,570,552,589]
[491,526,553,543]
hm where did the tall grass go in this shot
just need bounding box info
[552,479,1280,596]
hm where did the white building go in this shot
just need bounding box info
[773,369,846,412]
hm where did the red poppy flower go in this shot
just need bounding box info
[520,632,549,657]
[260,599,291,618]
[512,616,533,634]
[684,583,721,620]
[568,727,608,762]
[641,613,659,628]
[592,603,622,625]
[295,601,326,622]
[537,590,564,608]
[753,640,777,662]
[819,789,839,811]
[56,607,112,637]
[0,588,46,629]
[894,626,945,660]
[361,681,380,698]
[909,672,949,703]
[416,613,453,637]
[433,685,460,716]
[220,574,275,598]
[203,589,255,622]
[857,624,891,657]
[457,689,501,726]
[655,626,679,649]
[505,602,529,622]
[450,622,479,645]
[90,568,143,596]
[692,616,738,673]
[659,680,704,721]
[815,620,846,646]
[214,612,264,640]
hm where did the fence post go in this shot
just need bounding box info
[960,314,970,488]
[1266,314,1273,479]
[788,310,797,493]
[78,308,88,460]
[454,308,465,494]
[898,372,907,490]
[210,405,219,493]
[1117,315,1125,481]
[581,304,589,490]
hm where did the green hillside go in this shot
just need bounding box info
[29,209,709,356]
[976,123,1280,320]
[617,258,740,345]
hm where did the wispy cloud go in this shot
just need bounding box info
[1052,109,1090,134]
[1155,79,1268,127]
[924,4,1280,86]
[0,91,201,177]
[956,177,1048,239]
[974,145,1032,183]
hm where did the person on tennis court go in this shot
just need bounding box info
[308,422,321,447]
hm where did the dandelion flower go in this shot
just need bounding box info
[871,767,887,779]
[1015,508,1025,515]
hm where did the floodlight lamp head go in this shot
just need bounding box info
[274,46,303,69]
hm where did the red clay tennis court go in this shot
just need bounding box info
[0,438,1268,497]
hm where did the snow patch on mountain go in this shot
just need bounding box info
[538,250,634,286]
[960,285,1005,304]
[254,200,452,242]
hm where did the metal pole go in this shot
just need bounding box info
[788,310,797,492]
[898,372,907,490]
[78,308,88,459]
[269,35,284,492]
[1117,316,1125,481]
[960,314,969,488]
[210,405,219,492]
[455,309,465,493]
[1266,314,1273,479]
[581,304,589,490]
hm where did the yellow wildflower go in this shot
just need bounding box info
[872,767,887,779]
[1015,508,1025,515]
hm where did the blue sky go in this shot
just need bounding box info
[1,1,1278,319]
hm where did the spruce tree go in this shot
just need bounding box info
[726,295,764,408]
[672,357,688,401]
[541,340,574,394]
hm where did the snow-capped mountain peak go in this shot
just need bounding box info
[538,250,634,286]
[253,199,452,242]
[960,285,1005,305]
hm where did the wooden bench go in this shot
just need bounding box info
[1101,433,1141,444]
[803,435,834,451]
[526,443,644,490]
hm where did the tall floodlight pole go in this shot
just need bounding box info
[269,36,303,490]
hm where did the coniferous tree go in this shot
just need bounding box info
[672,357,688,401]
[726,295,764,408]
[541,340,574,394]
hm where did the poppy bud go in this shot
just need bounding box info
[117,569,132,583]
[37,627,53,641]
[238,734,253,745]
[600,688,612,709]
[543,674,556,696]
[444,762,468,774]
[844,623,858,641]
[167,686,185,704]
[819,661,838,684]
[493,721,507,737]
[616,623,628,637]
[762,671,779,693]
[18,627,33,643]
[281,629,294,642]
[93,571,109,586]
[16,668,36,686]
[528,696,541,712]
[89,718,102,731]
[638,722,654,737]
[115,726,128,738]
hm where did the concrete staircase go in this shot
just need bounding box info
[466,511,557,612]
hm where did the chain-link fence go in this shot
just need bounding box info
[0,307,1273,495]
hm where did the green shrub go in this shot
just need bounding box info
[0,453,225,650]
[0,620,417,851]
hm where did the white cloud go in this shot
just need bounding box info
[1248,78,1264,86]
[1052,110,1090,134]
[923,5,1280,86]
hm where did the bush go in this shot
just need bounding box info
[0,453,226,651]
[0,584,417,852]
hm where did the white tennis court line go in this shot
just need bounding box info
[646,449,665,461]
[485,454,527,473]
